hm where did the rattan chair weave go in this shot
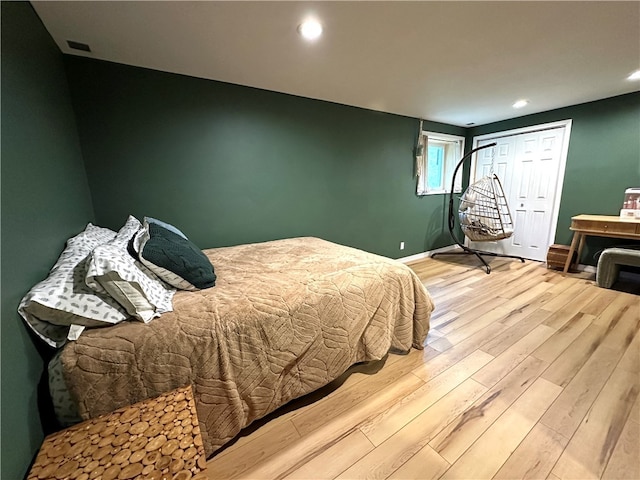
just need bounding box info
[458,174,514,242]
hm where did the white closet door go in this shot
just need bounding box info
[469,127,566,261]
[476,136,516,190]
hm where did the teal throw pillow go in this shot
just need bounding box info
[138,222,215,290]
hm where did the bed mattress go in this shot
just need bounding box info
[59,237,434,456]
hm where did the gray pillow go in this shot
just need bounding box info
[145,216,187,239]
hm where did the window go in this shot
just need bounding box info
[416,132,465,195]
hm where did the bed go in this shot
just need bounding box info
[27,230,433,457]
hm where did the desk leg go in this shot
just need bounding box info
[564,232,580,273]
[575,234,587,270]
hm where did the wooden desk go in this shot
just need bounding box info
[563,214,640,273]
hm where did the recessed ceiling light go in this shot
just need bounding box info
[627,70,640,81]
[298,20,323,41]
[512,99,529,109]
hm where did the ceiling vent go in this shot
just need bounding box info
[67,40,91,52]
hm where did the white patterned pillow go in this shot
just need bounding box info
[85,216,176,322]
[18,223,129,348]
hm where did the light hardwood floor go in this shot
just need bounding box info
[206,256,640,480]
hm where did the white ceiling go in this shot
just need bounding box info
[32,1,640,127]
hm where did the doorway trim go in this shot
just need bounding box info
[469,119,573,255]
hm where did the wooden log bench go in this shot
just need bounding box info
[27,385,208,480]
[596,247,640,288]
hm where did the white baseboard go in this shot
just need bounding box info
[396,244,461,264]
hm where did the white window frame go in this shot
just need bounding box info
[416,131,465,196]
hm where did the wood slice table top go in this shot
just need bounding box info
[28,385,208,480]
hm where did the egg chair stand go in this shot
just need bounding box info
[431,142,525,274]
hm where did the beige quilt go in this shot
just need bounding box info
[60,237,434,456]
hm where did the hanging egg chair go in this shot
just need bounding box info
[459,174,515,242]
[431,142,524,274]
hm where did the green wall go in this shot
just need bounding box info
[469,92,640,265]
[1,3,95,478]
[64,57,466,259]
[2,5,638,475]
